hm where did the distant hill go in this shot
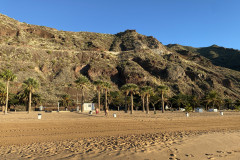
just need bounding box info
[0,13,240,103]
[167,44,240,71]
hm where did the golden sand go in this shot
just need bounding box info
[0,111,240,160]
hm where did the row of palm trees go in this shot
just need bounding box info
[91,84,239,114]
[118,84,168,114]
[0,69,39,114]
[74,76,170,115]
[73,75,240,114]
[74,76,111,114]
[1,69,239,114]
[121,84,170,114]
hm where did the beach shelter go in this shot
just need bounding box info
[83,103,95,112]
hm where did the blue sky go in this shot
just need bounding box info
[1,0,240,49]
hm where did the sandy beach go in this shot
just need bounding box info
[0,111,240,160]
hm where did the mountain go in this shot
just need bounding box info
[0,13,240,103]
[167,44,240,71]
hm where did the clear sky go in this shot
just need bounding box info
[1,0,240,49]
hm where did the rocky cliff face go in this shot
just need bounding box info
[0,13,240,102]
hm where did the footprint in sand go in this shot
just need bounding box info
[169,153,176,157]
[233,150,240,153]
[216,150,224,153]
[205,153,215,159]
[169,153,181,160]
[216,150,235,158]
[205,153,213,156]
[185,154,194,157]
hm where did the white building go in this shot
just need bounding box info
[83,103,95,112]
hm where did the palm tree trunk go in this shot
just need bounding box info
[161,91,165,113]
[76,92,78,106]
[125,94,127,113]
[5,80,9,114]
[142,96,145,112]
[81,88,84,112]
[98,90,101,111]
[130,93,133,114]
[76,91,79,111]
[28,91,32,113]
[153,104,156,114]
[146,95,149,114]
[105,89,108,115]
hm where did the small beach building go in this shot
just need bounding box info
[83,103,95,112]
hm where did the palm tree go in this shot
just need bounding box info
[141,86,153,114]
[157,85,168,113]
[145,86,153,114]
[61,94,72,108]
[190,95,199,111]
[74,75,89,112]
[120,83,138,114]
[120,84,129,113]
[150,93,161,114]
[108,91,124,111]
[172,94,193,111]
[224,99,233,109]
[23,78,39,113]
[93,80,104,112]
[205,90,221,110]
[0,70,16,114]
[203,94,211,111]
[140,87,147,112]
[171,94,183,110]
[102,82,111,115]
[16,89,28,110]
